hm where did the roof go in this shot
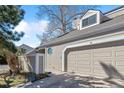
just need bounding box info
[19,44,34,53]
[26,48,45,55]
[104,5,124,14]
[38,6,124,48]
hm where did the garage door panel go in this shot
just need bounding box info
[94,60,112,65]
[68,59,76,61]
[77,60,91,64]
[68,69,75,72]
[77,50,91,53]
[77,64,90,68]
[94,52,112,57]
[94,58,113,61]
[77,54,91,57]
[115,67,124,75]
[116,60,124,65]
[77,57,91,60]
[77,66,91,71]
[68,56,76,59]
[68,64,75,67]
[94,70,108,77]
[68,67,75,69]
[115,57,124,60]
[68,55,75,57]
[77,61,90,65]
[94,65,110,70]
[67,49,91,75]
[93,48,113,77]
[77,69,91,73]
[94,63,112,68]
[115,46,124,75]
[94,67,106,72]
[67,41,124,78]
[115,46,124,50]
[115,51,124,56]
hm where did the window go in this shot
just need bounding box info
[82,14,97,28]
[48,48,53,55]
[82,18,88,27]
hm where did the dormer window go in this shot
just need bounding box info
[80,10,102,30]
[82,14,97,28]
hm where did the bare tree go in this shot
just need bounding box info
[37,5,100,44]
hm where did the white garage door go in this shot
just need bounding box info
[67,47,92,76]
[67,42,124,78]
[93,47,113,77]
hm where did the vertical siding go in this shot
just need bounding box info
[46,45,65,72]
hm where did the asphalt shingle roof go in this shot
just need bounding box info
[39,13,124,48]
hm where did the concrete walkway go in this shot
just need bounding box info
[18,73,124,88]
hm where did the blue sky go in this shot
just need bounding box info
[14,5,120,48]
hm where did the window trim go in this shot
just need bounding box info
[82,14,97,28]
[80,11,100,30]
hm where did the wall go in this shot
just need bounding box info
[45,30,124,73]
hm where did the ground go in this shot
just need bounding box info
[17,73,124,88]
[0,73,26,88]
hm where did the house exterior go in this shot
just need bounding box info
[38,6,124,78]
[19,44,34,54]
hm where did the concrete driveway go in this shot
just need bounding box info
[18,73,124,88]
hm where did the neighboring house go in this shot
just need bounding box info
[18,44,34,72]
[19,44,34,54]
[37,6,124,78]
[18,45,45,74]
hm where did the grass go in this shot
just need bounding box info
[0,73,27,88]
[0,72,51,88]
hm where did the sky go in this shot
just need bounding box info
[14,5,120,48]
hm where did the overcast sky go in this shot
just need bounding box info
[14,5,119,48]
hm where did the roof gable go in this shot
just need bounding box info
[19,44,34,53]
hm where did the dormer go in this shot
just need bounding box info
[79,10,109,30]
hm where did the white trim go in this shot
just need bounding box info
[35,55,39,74]
[62,31,124,71]
[44,48,47,71]
[43,54,45,73]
